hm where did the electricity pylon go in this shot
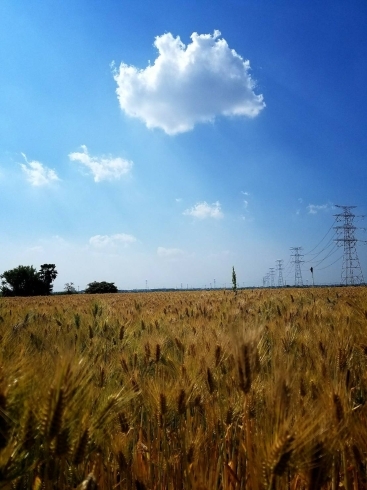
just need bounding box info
[291,247,304,286]
[334,205,365,285]
[276,259,284,287]
[265,273,270,287]
[269,268,275,287]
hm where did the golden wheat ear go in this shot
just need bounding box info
[177,388,187,415]
[206,367,216,394]
[72,428,89,466]
[266,431,295,490]
[48,388,64,440]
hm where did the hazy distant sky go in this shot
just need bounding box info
[1,0,366,290]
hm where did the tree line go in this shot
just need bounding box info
[0,264,118,296]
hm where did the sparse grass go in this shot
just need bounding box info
[0,287,366,488]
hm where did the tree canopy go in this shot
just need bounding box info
[64,282,77,294]
[1,264,58,297]
[84,281,118,294]
[38,264,58,295]
[232,266,237,294]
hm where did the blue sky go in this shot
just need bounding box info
[1,0,366,290]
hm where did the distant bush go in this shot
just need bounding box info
[84,281,118,294]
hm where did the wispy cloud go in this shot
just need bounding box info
[307,202,334,214]
[208,250,232,259]
[89,233,137,248]
[241,191,250,210]
[113,30,265,135]
[240,191,253,221]
[157,247,185,258]
[69,145,133,182]
[20,153,59,186]
[183,201,223,219]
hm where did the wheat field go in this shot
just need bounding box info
[0,287,367,489]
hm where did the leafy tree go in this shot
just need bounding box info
[85,281,118,294]
[1,264,58,297]
[38,264,58,295]
[64,282,77,294]
[1,266,41,297]
[232,266,237,294]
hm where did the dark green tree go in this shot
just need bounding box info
[1,264,58,297]
[1,266,41,296]
[85,281,118,294]
[38,264,58,295]
[232,266,237,294]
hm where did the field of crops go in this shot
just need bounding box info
[0,287,367,489]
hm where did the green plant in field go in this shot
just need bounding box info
[232,265,237,294]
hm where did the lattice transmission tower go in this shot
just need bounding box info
[276,259,284,287]
[265,273,270,287]
[334,205,365,285]
[291,247,304,286]
[269,268,275,287]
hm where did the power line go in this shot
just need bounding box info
[317,254,344,271]
[303,232,338,263]
[303,218,337,256]
[312,244,340,267]
[259,205,366,286]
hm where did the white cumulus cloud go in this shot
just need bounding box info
[20,153,59,186]
[113,30,265,134]
[157,247,185,258]
[89,233,137,248]
[183,201,223,219]
[69,145,133,182]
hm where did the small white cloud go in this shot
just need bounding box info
[27,245,44,253]
[89,233,137,248]
[20,153,59,186]
[307,202,334,214]
[208,250,231,258]
[113,31,265,135]
[69,145,133,182]
[157,247,185,258]
[183,201,223,219]
[175,198,183,203]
